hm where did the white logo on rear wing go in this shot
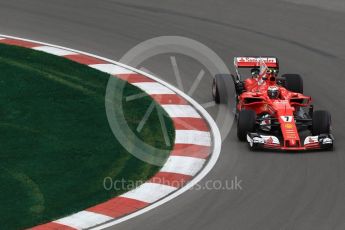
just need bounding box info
[234,57,278,68]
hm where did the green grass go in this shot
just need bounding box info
[0,44,174,229]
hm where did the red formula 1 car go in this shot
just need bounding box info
[212,56,334,151]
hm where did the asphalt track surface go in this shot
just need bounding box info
[1,0,345,229]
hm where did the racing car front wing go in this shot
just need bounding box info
[246,133,334,151]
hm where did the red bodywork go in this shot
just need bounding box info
[237,77,317,150]
[232,56,333,151]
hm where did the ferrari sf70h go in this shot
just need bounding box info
[212,57,334,151]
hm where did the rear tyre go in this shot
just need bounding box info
[212,74,232,104]
[282,74,303,93]
[212,78,220,104]
[237,109,256,141]
[312,110,331,135]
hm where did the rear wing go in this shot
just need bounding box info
[234,57,279,69]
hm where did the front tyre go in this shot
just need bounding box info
[237,109,256,141]
[312,110,331,135]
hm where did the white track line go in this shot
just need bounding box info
[54,211,112,229]
[89,63,134,75]
[160,156,206,176]
[120,183,177,203]
[132,82,175,95]
[162,105,201,118]
[175,130,211,146]
[33,46,77,56]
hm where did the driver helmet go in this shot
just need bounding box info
[267,86,280,99]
